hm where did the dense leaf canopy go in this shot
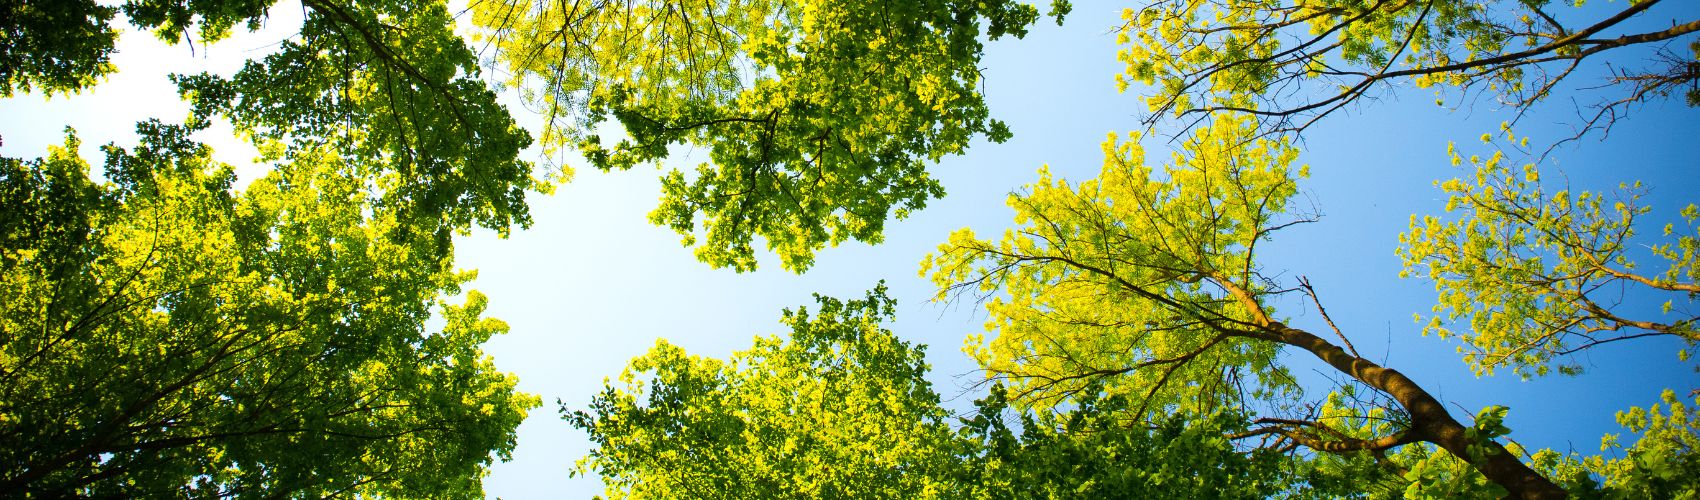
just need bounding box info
[2,0,550,494]
[472,0,1067,271]
[922,115,1303,414]
[0,0,119,97]
[570,285,1311,499]
[569,285,962,497]
[169,0,543,241]
[959,383,1307,498]
[0,125,536,496]
[4,0,546,240]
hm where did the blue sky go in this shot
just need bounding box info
[2,1,1696,498]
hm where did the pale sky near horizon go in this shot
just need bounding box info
[3,1,1697,498]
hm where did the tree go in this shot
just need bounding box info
[1115,0,1700,138]
[568,285,963,498]
[3,0,556,496]
[958,383,1311,498]
[0,124,537,496]
[1398,127,1698,378]
[922,115,1568,498]
[471,0,1070,272]
[1107,0,1698,383]
[3,1,555,495]
[569,285,1313,498]
[167,0,543,242]
[0,0,119,97]
[1105,1,1699,491]
[4,0,545,242]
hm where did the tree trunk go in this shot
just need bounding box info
[1269,322,1566,500]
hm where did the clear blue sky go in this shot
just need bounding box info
[2,1,1695,498]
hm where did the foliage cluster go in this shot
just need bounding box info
[1,124,537,496]
[469,0,1068,271]
[3,0,546,494]
[572,287,1310,498]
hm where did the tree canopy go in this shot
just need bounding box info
[569,285,962,497]
[3,0,556,494]
[1399,127,1699,378]
[4,0,547,240]
[0,124,537,496]
[3,0,1696,497]
[569,285,1312,499]
[169,0,543,241]
[471,0,1068,271]
[923,115,1567,497]
[0,0,119,97]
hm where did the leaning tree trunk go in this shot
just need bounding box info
[1268,322,1567,500]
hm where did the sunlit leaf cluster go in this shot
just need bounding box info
[1527,389,1700,498]
[1399,126,1699,378]
[922,115,1303,415]
[5,0,545,240]
[1586,389,1700,497]
[473,0,1066,271]
[568,285,961,498]
[0,126,537,496]
[171,0,543,241]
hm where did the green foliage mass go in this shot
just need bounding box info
[1399,126,1699,378]
[1,1,550,494]
[168,0,543,241]
[1580,390,1700,498]
[571,285,1312,499]
[5,0,547,241]
[1517,390,1700,499]
[473,0,1068,272]
[0,0,119,97]
[959,383,1306,498]
[922,115,1302,415]
[0,125,537,496]
[569,285,961,498]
